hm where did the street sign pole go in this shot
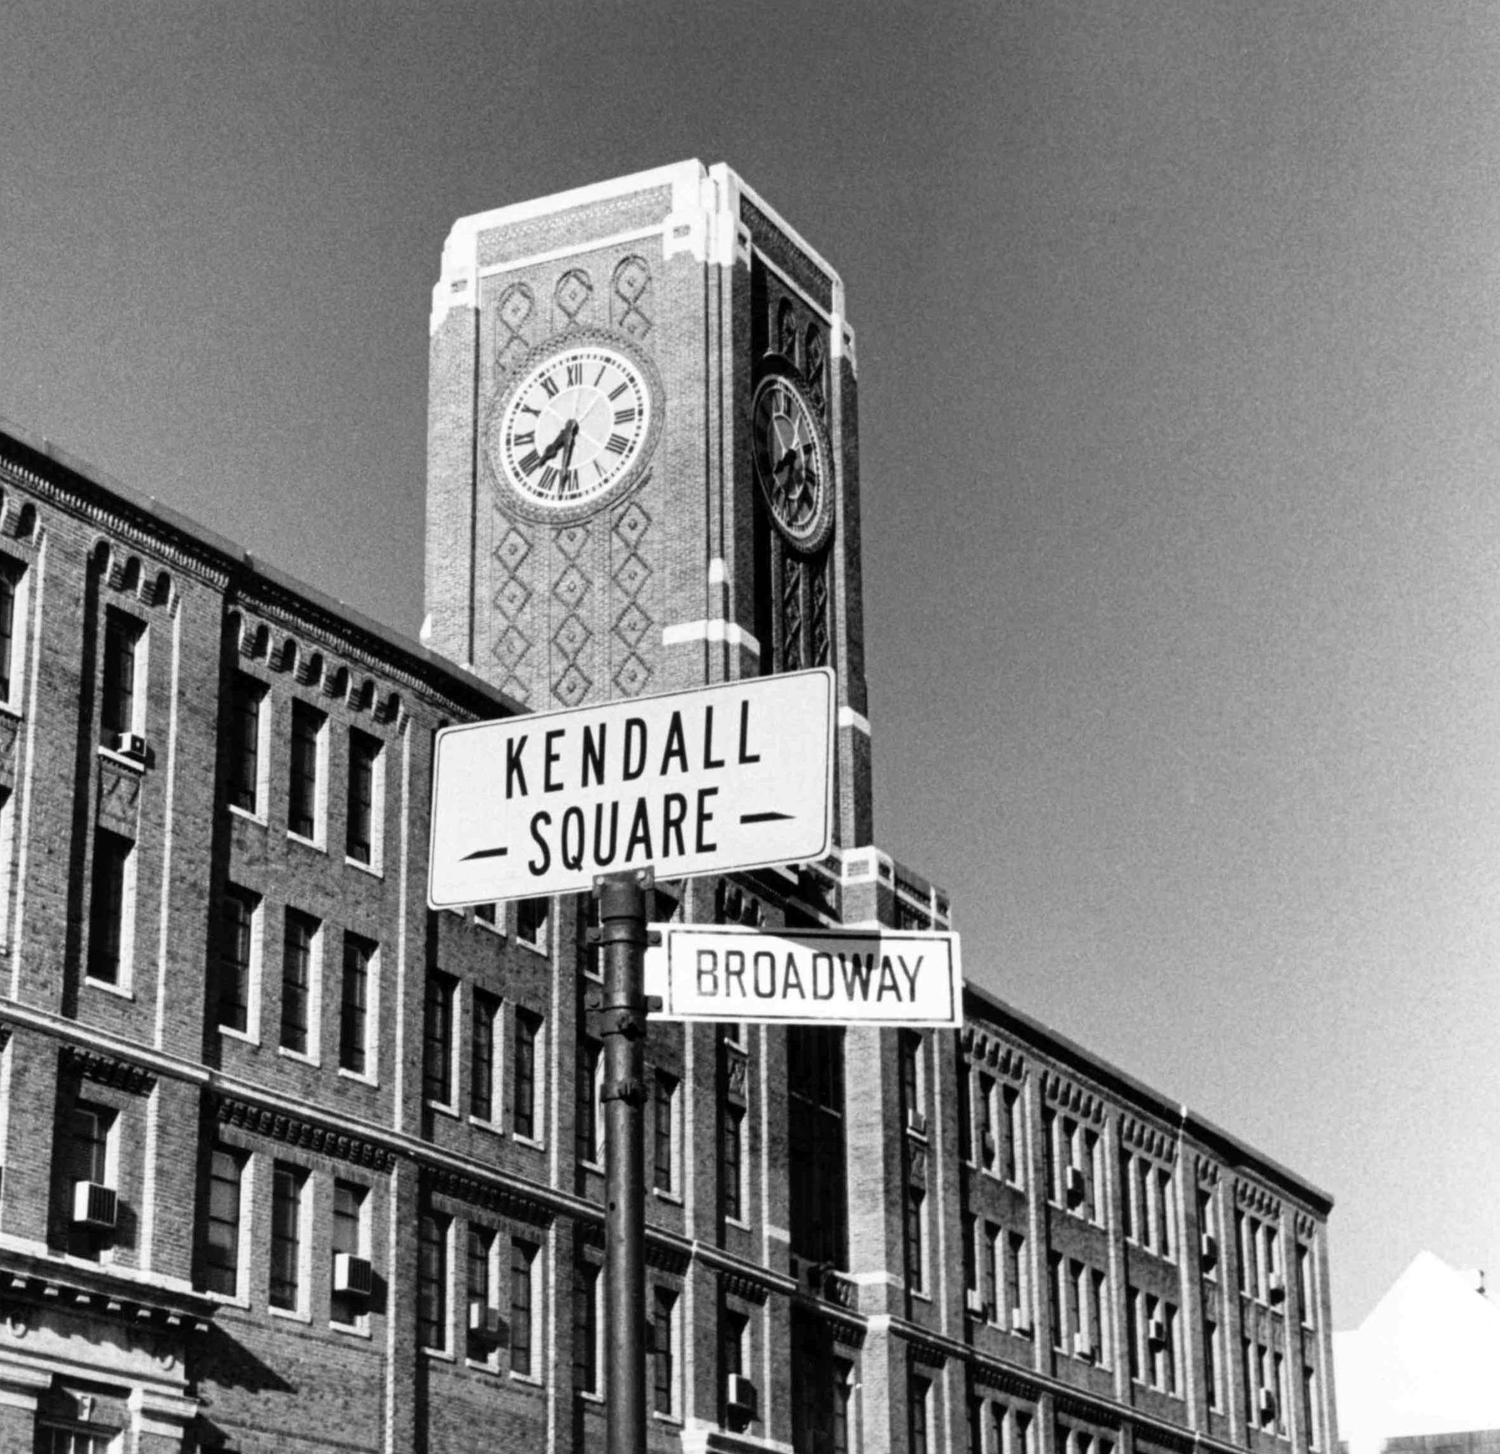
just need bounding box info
[594,868,656,1454]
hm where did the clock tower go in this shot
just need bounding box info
[426,161,873,847]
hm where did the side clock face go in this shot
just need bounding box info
[752,374,834,553]
[492,340,658,519]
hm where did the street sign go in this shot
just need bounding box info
[427,667,835,906]
[644,924,963,1027]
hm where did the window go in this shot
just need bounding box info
[281,909,318,1056]
[86,829,133,986]
[1089,1268,1108,1365]
[418,1211,450,1350]
[723,1104,744,1221]
[0,787,13,952]
[471,990,500,1122]
[201,1144,245,1297]
[981,1221,999,1318]
[100,609,144,745]
[576,1037,602,1165]
[217,885,259,1035]
[515,895,549,949]
[787,1025,846,1268]
[270,1162,307,1312]
[346,728,382,867]
[510,1238,537,1376]
[653,1070,678,1193]
[37,1429,115,1454]
[899,1031,923,1127]
[722,1306,747,1380]
[1042,1108,1058,1202]
[652,1285,677,1415]
[1006,1231,1027,1326]
[977,1074,995,1170]
[423,972,456,1107]
[574,1261,600,1394]
[1298,1242,1315,1326]
[1127,1286,1141,1380]
[906,1185,925,1294]
[339,933,373,1075]
[330,1179,368,1326]
[466,1224,496,1362]
[227,672,265,813]
[1086,1129,1103,1223]
[1205,1318,1220,1409]
[1303,1363,1319,1447]
[1049,1252,1065,1349]
[1003,1083,1023,1185]
[474,901,498,927]
[67,1102,116,1259]
[963,1214,978,1294]
[957,1066,972,1163]
[1121,1151,1136,1240]
[1156,1168,1177,1257]
[288,699,324,840]
[0,557,27,709]
[910,1375,930,1454]
[513,1009,541,1140]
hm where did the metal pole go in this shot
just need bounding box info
[595,868,654,1454]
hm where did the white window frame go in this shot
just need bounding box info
[85,830,137,996]
[330,1177,372,1333]
[652,1069,681,1200]
[0,555,30,718]
[227,671,271,823]
[287,698,329,850]
[466,1224,503,1372]
[510,1237,544,1385]
[277,910,322,1065]
[219,886,263,1045]
[268,1161,313,1322]
[344,727,385,875]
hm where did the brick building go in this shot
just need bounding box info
[0,161,1336,1454]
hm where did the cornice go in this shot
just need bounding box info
[215,1095,395,1172]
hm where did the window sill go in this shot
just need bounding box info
[908,1288,931,1303]
[286,831,326,854]
[468,1115,504,1136]
[513,1134,545,1151]
[200,1289,250,1309]
[651,1412,683,1428]
[426,1100,460,1119]
[331,1320,372,1339]
[96,744,147,774]
[228,804,267,828]
[345,855,383,880]
[0,702,22,723]
[475,917,505,937]
[516,938,548,956]
[422,1345,456,1363]
[581,1159,603,1174]
[578,1390,604,1406]
[511,1371,543,1388]
[277,1045,319,1066]
[84,977,135,1001]
[652,1188,683,1206]
[269,1305,311,1325]
[337,1066,378,1087]
[725,1216,751,1232]
[219,1026,260,1047]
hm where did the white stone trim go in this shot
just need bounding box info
[838,706,871,736]
[720,165,844,299]
[476,225,662,281]
[707,557,728,585]
[661,620,760,655]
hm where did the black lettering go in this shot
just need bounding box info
[877,956,902,999]
[540,374,559,398]
[567,361,583,386]
[561,806,586,871]
[608,381,628,401]
[605,433,630,455]
[662,793,687,857]
[527,812,551,875]
[623,718,647,780]
[899,955,923,999]
[544,728,565,792]
[839,952,876,1000]
[724,950,747,997]
[696,950,719,996]
[506,736,529,799]
[783,953,806,998]
[753,951,777,998]
[695,786,719,853]
[738,701,761,764]
[660,711,688,774]
[703,706,725,769]
[582,723,606,788]
[812,953,835,999]
[624,797,653,861]
[592,801,619,867]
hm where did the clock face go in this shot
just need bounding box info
[752,374,833,553]
[491,339,658,519]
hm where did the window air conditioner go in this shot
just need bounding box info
[1147,1316,1167,1347]
[1010,1307,1032,1334]
[1065,1166,1087,1205]
[1072,1330,1095,1360]
[333,1253,374,1298]
[906,1108,928,1137]
[964,1288,988,1317]
[1200,1232,1219,1270]
[1259,1387,1278,1424]
[1268,1272,1286,1303]
[468,1301,508,1344]
[71,1180,118,1230]
[726,1373,757,1418]
[112,732,148,760]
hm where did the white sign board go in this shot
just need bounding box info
[428,667,834,906]
[644,924,963,1027]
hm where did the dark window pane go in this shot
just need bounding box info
[101,611,140,742]
[653,1072,675,1191]
[281,910,314,1054]
[573,1262,599,1393]
[87,830,130,984]
[510,1239,535,1375]
[417,1212,448,1349]
[723,1106,742,1222]
[471,990,498,1120]
[218,886,255,1032]
[227,673,262,811]
[346,729,377,863]
[652,1286,675,1414]
[576,1038,600,1165]
[202,1146,241,1295]
[513,1010,539,1139]
[288,699,321,837]
[270,1163,304,1310]
[0,558,20,700]
[423,974,454,1105]
[340,935,371,1073]
[330,1179,364,1325]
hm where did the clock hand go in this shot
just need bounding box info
[557,420,579,482]
[536,422,574,467]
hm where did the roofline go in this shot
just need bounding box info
[0,414,523,722]
[963,979,1335,1214]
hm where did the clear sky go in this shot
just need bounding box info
[3,0,1498,1329]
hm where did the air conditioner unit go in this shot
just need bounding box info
[1147,1316,1167,1347]
[964,1288,988,1317]
[726,1373,758,1418]
[1268,1272,1286,1303]
[1072,1330,1096,1360]
[112,732,148,760]
[333,1253,374,1298]
[468,1301,508,1344]
[1200,1232,1219,1270]
[71,1180,118,1230]
[1010,1307,1032,1334]
[1065,1166,1087,1205]
[906,1108,928,1137]
[1258,1387,1278,1425]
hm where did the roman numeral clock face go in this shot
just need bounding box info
[490,340,660,521]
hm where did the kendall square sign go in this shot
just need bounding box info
[645,924,963,1027]
[428,667,835,906]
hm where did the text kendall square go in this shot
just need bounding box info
[427,667,835,905]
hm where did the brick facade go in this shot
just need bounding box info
[0,162,1335,1454]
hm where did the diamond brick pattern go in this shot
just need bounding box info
[495,526,532,572]
[493,577,531,618]
[613,653,651,697]
[613,500,651,551]
[494,625,531,671]
[499,284,534,331]
[555,524,589,560]
[553,613,591,660]
[555,269,592,319]
[501,674,530,704]
[552,564,589,611]
[554,663,592,707]
[612,256,653,341]
[613,552,650,598]
[614,600,650,649]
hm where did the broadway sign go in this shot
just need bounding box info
[428,668,834,905]
[645,924,963,1027]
